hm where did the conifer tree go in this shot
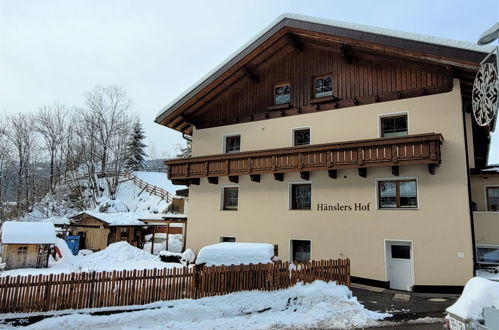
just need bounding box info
[125,120,147,171]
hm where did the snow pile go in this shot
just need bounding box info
[96,197,129,213]
[143,234,183,254]
[41,216,71,225]
[1,222,56,244]
[22,281,390,329]
[182,249,195,264]
[447,277,499,320]
[196,243,274,266]
[1,241,182,277]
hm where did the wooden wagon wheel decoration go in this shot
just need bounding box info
[472,62,498,127]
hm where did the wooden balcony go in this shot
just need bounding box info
[167,133,443,185]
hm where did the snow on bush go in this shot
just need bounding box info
[25,280,390,329]
[196,242,274,266]
[87,242,159,264]
[182,249,195,264]
[447,277,499,321]
[96,197,129,213]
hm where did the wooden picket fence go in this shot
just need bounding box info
[0,259,349,314]
[124,172,172,202]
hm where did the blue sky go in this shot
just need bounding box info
[0,0,498,163]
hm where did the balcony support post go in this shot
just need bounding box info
[358,168,367,178]
[273,173,284,181]
[229,175,239,183]
[250,174,260,182]
[328,170,337,179]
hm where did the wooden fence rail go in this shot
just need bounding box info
[0,259,349,314]
[124,172,172,203]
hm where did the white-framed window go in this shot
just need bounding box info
[292,127,310,146]
[313,75,333,98]
[274,83,291,105]
[290,239,311,262]
[289,182,312,210]
[223,134,241,153]
[477,244,499,264]
[486,186,499,211]
[221,186,239,211]
[379,113,408,138]
[376,178,418,209]
[220,236,236,243]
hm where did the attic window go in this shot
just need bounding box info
[274,83,291,105]
[313,75,333,98]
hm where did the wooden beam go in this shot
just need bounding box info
[189,178,200,185]
[391,166,399,176]
[286,33,303,52]
[339,44,353,64]
[358,168,367,178]
[229,175,239,183]
[244,66,259,83]
[273,173,284,181]
[300,171,309,180]
[208,177,218,184]
[428,164,437,175]
[328,169,337,179]
[250,174,260,182]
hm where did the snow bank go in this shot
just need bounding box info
[96,197,129,213]
[86,242,159,264]
[447,277,499,320]
[22,280,390,329]
[196,243,274,266]
[182,249,195,264]
[1,222,56,244]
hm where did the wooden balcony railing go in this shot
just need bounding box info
[166,133,443,185]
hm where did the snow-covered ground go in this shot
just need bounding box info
[1,240,181,277]
[133,171,186,193]
[4,281,390,330]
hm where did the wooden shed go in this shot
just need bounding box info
[0,222,56,270]
[68,212,146,251]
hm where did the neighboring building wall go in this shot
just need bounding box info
[471,174,499,245]
[187,80,474,287]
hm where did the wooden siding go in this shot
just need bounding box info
[167,133,443,184]
[70,226,110,251]
[2,244,49,270]
[190,44,450,129]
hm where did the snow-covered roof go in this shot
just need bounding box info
[156,13,493,123]
[1,222,56,244]
[196,242,274,266]
[77,212,146,226]
[41,216,70,225]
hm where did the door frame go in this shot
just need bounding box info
[384,239,415,290]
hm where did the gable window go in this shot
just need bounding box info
[220,236,236,243]
[224,135,240,153]
[293,128,310,146]
[378,179,417,209]
[381,114,408,137]
[313,75,333,98]
[222,187,238,210]
[291,240,311,262]
[487,187,499,211]
[290,183,311,210]
[274,83,291,105]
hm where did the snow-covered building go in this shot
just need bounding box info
[156,14,497,292]
[0,222,56,269]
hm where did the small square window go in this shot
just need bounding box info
[313,76,333,98]
[290,183,311,210]
[274,84,291,105]
[291,240,310,262]
[220,236,236,243]
[293,128,310,146]
[225,135,240,153]
[120,227,129,239]
[381,115,408,137]
[486,187,499,211]
[17,246,28,255]
[378,179,417,209]
[222,187,238,210]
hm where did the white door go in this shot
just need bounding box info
[387,241,413,291]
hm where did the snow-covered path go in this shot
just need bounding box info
[9,281,390,330]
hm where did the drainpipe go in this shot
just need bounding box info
[182,133,192,142]
[461,103,478,275]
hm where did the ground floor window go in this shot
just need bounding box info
[220,236,235,242]
[477,245,499,264]
[378,179,417,209]
[291,239,311,262]
[222,187,239,210]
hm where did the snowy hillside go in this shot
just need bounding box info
[133,171,186,193]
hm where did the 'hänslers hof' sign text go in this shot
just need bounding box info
[316,203,371,211]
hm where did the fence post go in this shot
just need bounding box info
[89,271,97,308]
[346,258,351,288]
[44,274,53,312]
